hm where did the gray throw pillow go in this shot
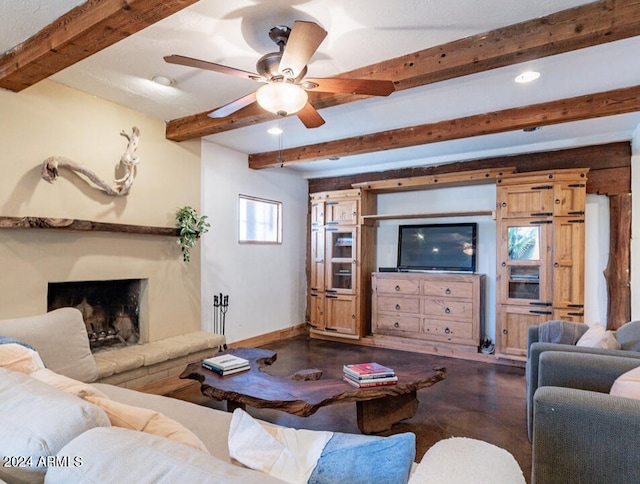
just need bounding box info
[615,320,640,351]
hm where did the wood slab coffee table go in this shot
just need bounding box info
[180,347,446,434]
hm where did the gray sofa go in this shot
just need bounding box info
[527,322,640,483]
[0,308,419,484]
[526,321,640,441]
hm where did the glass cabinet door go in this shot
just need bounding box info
[325,227,357,293]
[499,220,551,306]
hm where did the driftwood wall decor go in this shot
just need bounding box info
[41,127,140,196]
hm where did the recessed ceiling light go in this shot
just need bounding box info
[523,126,541,132]
[151,75,176,86]
[267,127,283,135]
[514,71,540,83]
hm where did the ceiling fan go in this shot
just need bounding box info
[164,21,395,128]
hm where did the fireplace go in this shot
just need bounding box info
[47,279,146,351]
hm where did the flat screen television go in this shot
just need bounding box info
[397,223,477,272]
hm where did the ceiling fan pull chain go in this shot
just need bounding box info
[278,118,284,168]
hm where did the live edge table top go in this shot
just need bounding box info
[180,347,446,433]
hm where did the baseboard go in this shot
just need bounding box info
[229,323,308,348]
[359,334,526,368]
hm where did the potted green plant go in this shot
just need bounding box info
[175,206,210,263]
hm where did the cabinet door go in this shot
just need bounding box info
[552,217,585,309]
[325,294,357,335]
[554,307,584,322]
[309,292,325,330]
[497,184,554,219]
[497,219,552,306]
[554,180,586,217]
[311,200,325,226]
[497,305,550,356]
[325,226,358,294]
[326,200,359,225]
[310,227,325,291]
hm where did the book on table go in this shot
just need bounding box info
[343,362,395,380]
[343,362,397,387]
[202,362,250,376]
[343,374,398,388]
[202,354,250,375]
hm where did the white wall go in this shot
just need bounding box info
[584,194,610,325]
[372,184,609,340]
[200,141,308,343]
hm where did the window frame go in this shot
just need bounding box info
[238,194,283,244]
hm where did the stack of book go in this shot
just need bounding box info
[343,362,397,388]
[202,354,250,376]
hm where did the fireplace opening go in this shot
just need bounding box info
[47,279,143,351]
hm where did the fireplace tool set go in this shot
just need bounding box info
[213,293,229,350]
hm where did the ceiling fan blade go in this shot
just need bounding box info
[164,55,260,81]
[208,92,257,119]
[296,102,325,128]
[279,21,327,79]
[304,78,395,97]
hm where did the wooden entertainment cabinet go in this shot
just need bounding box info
[371,272,485,352]
[307,167,587,361]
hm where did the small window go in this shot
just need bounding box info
[238,195,282,244]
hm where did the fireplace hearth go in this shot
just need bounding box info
[47,279,144,351]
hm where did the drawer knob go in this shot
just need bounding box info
[395,285,400,292]
[395,304,401,310]
[445,288,451,295]
[394,322,400,328]
[444,307,451,314]
[444,327,451,334]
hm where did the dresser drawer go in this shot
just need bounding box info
[423,319,474,342]
[423,298,473,321]
[422,280,473,299]
[375,278,420,296]
[376,295,420,314]
[375,314,421,333]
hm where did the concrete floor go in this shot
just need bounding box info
[170,334,531,481]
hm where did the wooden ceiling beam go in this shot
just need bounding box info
[248,85,640,169]
[165,0,640,142]
[0,0,199,92]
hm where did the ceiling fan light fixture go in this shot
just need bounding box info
[256,82,308,116]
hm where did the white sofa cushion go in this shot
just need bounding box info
[0,308,97,382]
[93,383,236,459]
[0,368,110,484]
[610,365,640,400]
[45,427,285,484]
[576,322,621,350]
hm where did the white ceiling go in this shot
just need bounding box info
[2,0,639,178]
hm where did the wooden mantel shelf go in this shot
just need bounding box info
[0,216,179,237]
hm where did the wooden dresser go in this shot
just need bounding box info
[371,272,485,352]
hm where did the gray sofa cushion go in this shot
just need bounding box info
[614,320,640,351]
[0,368,110,484]
[0,308,97,382]
[45,427,285,484]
